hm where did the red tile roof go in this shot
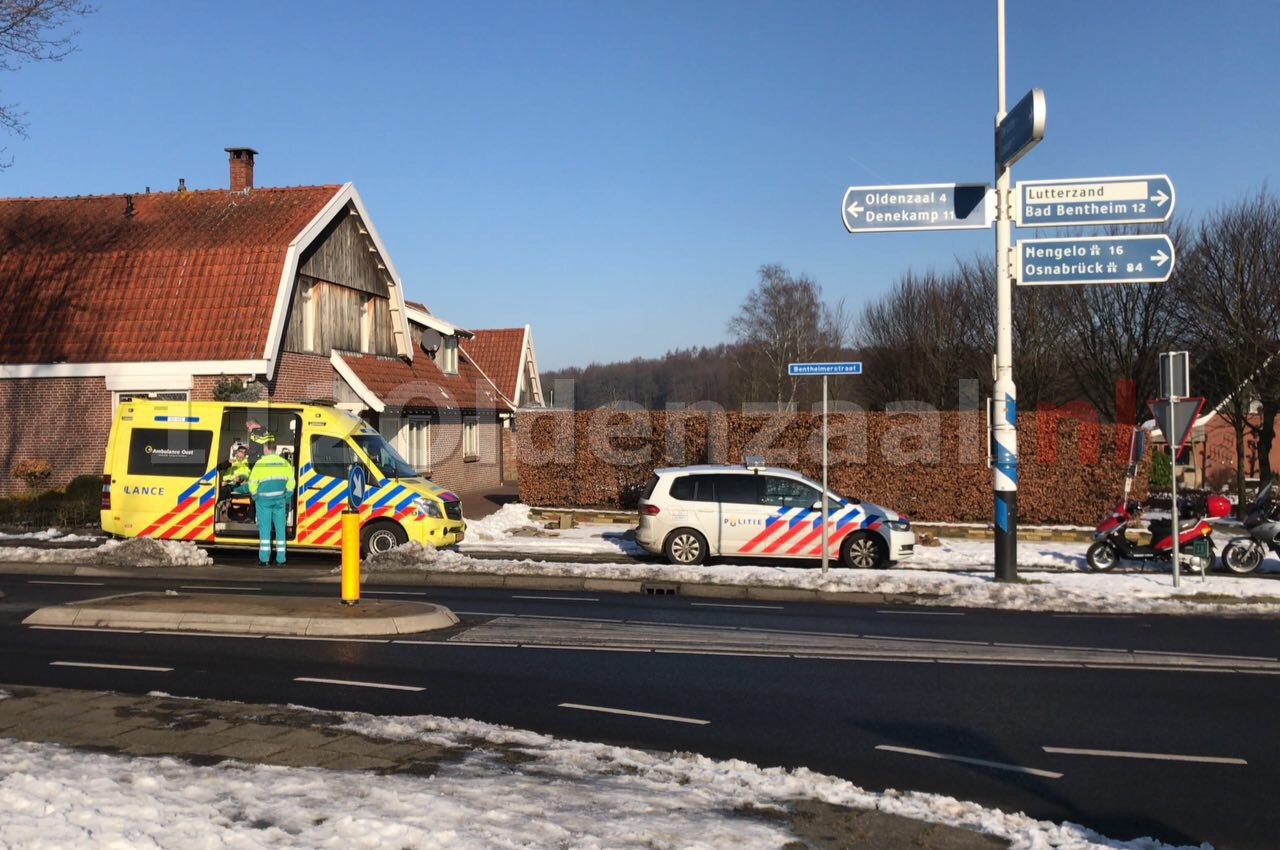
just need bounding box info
[461,327,525,402]
[339,348,511,412]
[0,185,340,364]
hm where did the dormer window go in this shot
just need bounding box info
[440,336,459,374]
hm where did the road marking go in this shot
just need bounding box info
[145,630,261,639]
[875,745,1062,778]
[520,644,650,653]
[51,661,172,672]
[559,702,709,725]
[364,590,431,596]
[1052,614,1134,619]
[30,626,142,634]
[267,636,389,644]
[863,634,990,647]
[690,602,784,610]
[453,610,516,617]
[294,677,424,692]
[875,609,963,616]
[398,640,519,647]
[178,585,261,591]
[1139,649,1277,662]
[511,595,599,602]
[1043,746,1247,766]
[27,580,106,586]
[995,641,1127,653]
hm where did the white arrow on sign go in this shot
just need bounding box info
[845,200,864,219]
[1151,249,1171,267]
[1151,190,1170,207]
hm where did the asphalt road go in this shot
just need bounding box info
[1,572,1277,849]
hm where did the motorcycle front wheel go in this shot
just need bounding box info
[1221,541,1263,575]
[1086,541,1119,572]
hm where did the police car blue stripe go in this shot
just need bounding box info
[789,509,812,528]
[764,507,792,528]
[306,479,341,509]
[373,485,407,510]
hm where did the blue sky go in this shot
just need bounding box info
[2,1,1276,369]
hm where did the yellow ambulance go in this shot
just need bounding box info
[101,399,466,556]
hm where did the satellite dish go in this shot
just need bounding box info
[420,329,443,356]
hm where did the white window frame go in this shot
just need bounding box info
[463,416,479,460]
[112,389,191,409]
[440,336,459,375]
[406,415,431,473]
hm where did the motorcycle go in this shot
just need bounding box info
[1219,482,1279,574]
[1085,494,1229,573]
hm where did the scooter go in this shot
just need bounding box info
[1220,482,1280,574]
[1085,495,1228,572]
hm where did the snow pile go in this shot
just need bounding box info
[0,528,100,542]
[0,715,1201,850]
[0,537,212,567]
[457,503,645,556]
[461,502,541,540]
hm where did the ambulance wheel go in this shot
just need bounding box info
[664,528,708,566]
[841,532,888,569]
[1086,541,1119,572]
[361,521,407,557]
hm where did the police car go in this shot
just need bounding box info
[635,459,914,568]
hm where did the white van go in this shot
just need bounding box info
[635,461,914,568]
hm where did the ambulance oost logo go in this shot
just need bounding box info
[144,445,153,454]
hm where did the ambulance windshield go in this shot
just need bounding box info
[352,435,418,480]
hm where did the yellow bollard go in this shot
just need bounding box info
[340,510,360,605]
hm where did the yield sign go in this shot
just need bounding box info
[1148,397,1205,456]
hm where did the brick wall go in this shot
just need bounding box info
[192,353,336,403]
[502,425,518,483]
[0,377,113,496]
[515,409,1149,526]
[427,414,502,494]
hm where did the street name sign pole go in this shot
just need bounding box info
[1149,349,1205,590]
[1016,234,1176,286]
[788,361,862,574]
[1015,175,1175,227]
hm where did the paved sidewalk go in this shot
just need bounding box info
[0,685,1007,849]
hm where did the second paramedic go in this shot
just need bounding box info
[248,441,295,566]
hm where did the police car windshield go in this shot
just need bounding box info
[352,435,417,479]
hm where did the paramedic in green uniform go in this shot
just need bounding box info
[247,441,295,566]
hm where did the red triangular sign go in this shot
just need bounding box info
[1147,397,1205,456]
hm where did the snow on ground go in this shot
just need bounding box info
[0,711,1198,850]
[459,503,644,556]
[0,536,211,567]
[0,528,102,543]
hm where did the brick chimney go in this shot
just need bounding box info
[225,146,258,192]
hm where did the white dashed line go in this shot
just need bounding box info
[875,609,963,616]
[51,661,172,672]
[875,745,1062,778]
[27,580,106,586]
[690,602,784,610]
[363,590,432,596]
[1043,746,1246,765]
[559,702,709,725]
[510,595,599,602]
[29,626,142,634]
[294,677,424,692]
[178,585,261,591]
[145,630,262,639]
[267,636,389,644]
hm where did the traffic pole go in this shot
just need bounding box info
[992,0,1019,581]
[340,511,360,604]
[1168,356,1181,589]
[821,374,830,575]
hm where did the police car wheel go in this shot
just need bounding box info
[664,528,708,566]
[841,532,888,569]
[361,521,407,557]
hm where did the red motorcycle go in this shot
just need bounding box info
[1086,495,1230,572]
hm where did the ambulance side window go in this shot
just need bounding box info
[127,428,214,478]
[311,435,358,479]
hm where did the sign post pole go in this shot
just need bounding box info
[992,0,1020,582]
[341,465,366,605]
[822,374,830,575]
[1168,355,1181,589]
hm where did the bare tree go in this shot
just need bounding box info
[0,0,93,142]
[727,264,847,410]
[1176,190,1280,509]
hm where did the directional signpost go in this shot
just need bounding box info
[1149,344,1205,591]
[788,361,862,575]
[341,464,366,605]
[1016,234,1175,286]
[1016,175,1174,226]
[996,87,1045,168]
[841,184,993,233]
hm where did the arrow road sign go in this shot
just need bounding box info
[1148,397,1205,457]
[347,464,366,511]
[841,183,993,233]
[996,88,1046,169]
[1015,175,1175,226]
[788,362,862,376]
[1015,234,1175,286]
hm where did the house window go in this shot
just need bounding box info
[463,416,479,461]
[440,336,459,375]
[405,416,431,472]
[112,390,190,409]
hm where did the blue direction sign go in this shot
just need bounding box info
[841,183,992,233]
[996,88,1046,169]
[1016,234,1175,286]
[788,362,862,376]
[347,464,366,511]
[1016,175,1174,227]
